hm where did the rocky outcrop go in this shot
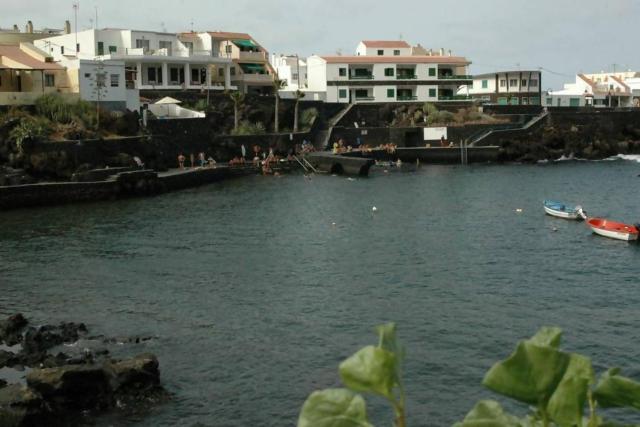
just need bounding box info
[0,314,167,426]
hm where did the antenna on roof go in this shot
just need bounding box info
[399,33,403,40]
[190,19,194,32]
[161,21,167,32]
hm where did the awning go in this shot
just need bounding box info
[155,96,182,105]
[232,39,258,49]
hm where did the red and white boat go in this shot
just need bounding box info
[587,218,639,242]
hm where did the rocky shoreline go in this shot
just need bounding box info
[0,314,168,426]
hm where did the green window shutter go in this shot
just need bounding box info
[482,80,488,89]
[546,97,552,105]
[339,68,346,77]
[387,88,395,98]
[569,98,580,107]
[108,45,117,53]
[429,88,436,97]
[428,68,436,77]
[339,89,347,98]
[498,97,508,105]
[385,68,394,76]
[97,42,104,55]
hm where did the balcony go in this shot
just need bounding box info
[398,95,418,101]
[238,51,266,61]
[355,96,375,101]
[439,75,473,81]
[438,95,472,101]
[350,74,374,80]
[232,73,273,84]
[396,74,417,80]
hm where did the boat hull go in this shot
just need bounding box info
[588,218,639,241]
[544,205,582,219]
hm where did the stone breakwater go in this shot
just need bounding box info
[0,314,168,427]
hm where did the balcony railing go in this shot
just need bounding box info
[439,75,473,80]
[355,96,375,101]
[396,74,417,80]
[237,51,266,61]
[350,74,374,80]
[438,95,472,101]
[398,95,418,101]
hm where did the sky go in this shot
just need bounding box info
[3,0,639,89]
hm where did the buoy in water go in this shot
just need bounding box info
[515,208,523,213]
[372,206,378,212]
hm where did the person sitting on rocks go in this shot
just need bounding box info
[178,153,186,169]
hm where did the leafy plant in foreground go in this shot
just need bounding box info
[298,323,406,427]
[456,326,640,427]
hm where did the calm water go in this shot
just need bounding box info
[1,159,640,426]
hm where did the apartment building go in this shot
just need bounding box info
[461,70,542,105]
[306,40,472,103]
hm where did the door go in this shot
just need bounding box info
[16,75,22,92]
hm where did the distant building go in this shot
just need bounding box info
[270,54,307,91]
[460,70,542,105]
[179,31,274,95]
[0,20,64,45]
[544,72,639,108]
[0,43,76,106]
[306,40,472,103]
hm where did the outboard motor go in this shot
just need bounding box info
[576,206,587,220]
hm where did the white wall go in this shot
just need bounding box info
[355,42,411,56]
[306,56,327,92]
[35,29,96,58]
[77,59,127,103]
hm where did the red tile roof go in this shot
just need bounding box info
[320,55,470,65]
[208,31,253,40]
[361,40,410,48]
[578,74,596,88]
[610,75,630,91]
[0,45,63,70]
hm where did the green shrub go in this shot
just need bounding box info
[9,116,52,151]
[231,120,266,135]
[423,102,438,116]
[426,110,455,125]
[35,94,75,124]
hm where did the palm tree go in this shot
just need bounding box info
[293,89,305,132]
[228,91,245,132]
[272,74,286,133]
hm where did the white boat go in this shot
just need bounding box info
[543,200,586,220]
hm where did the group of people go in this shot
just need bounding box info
[177,152,216,169]
[332,138,398,155]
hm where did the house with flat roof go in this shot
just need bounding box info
[544,72,637,108]
[306,40,472,103]
[36,28,234,93]
[459,70,542,105]
[0,43,76,106]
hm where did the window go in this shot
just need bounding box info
[218,68,224,77]
[569,98,580,107]
[497,97,508,105]
[44,74,55,87]
[428,68,436,77]
[546,97,553,105]
[355,89,368,98]
[339,68,347,77]
[159,41,172,55]
[147,67,156,82]
[482,79,488,89]
[387,88,395,98]
[109,45,117,54]
[500,79,506,87]
[61,46,64,54]
[384,68,394,77]
[339,89,347,99]
[530,97,540,105]
[429,88,436,97]
[84,73,91,78]
[521,79,527,87]
[110,74,119,87]
[509,79,518,87]
[522,97,529,105]
[171,68,179,82]
[96,72,106,87]
[393,50,400,56]
[510,97,519,105]
[377,49,384,56]
[292,73,299,81]
[530,79,538,87]
[76,43,80,53]
[230,67,236,76]
[225,44,232,54]
[135,39,150,50]
[97,42,104,55]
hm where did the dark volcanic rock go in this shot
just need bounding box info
[0,350,20,368]
[26,364,111,411]
[22,322,87,354]
[0,384,52,427]
[106,353,160,392]
[0,314,28,346]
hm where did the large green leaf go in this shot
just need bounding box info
[297,388,373,427]
[453,400,523,427]
[593,368,640,410]
[375,323,399,354]
[547,353,594,427]
[339,345,397,400]
[482,328,571,405]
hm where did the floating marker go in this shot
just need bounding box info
[372,206,378,212]
[516,208,523,213]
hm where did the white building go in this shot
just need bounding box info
[36,28,234,94]
[544,72,638,108]
[270,54,307,91]
[459,70,542,105]
[306,40,472,103]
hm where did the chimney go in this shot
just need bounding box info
[427,49,432,56]
[439,48,444,56]
[26,20,33,33]
[13,24,19,32]
[64,20,71,34]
